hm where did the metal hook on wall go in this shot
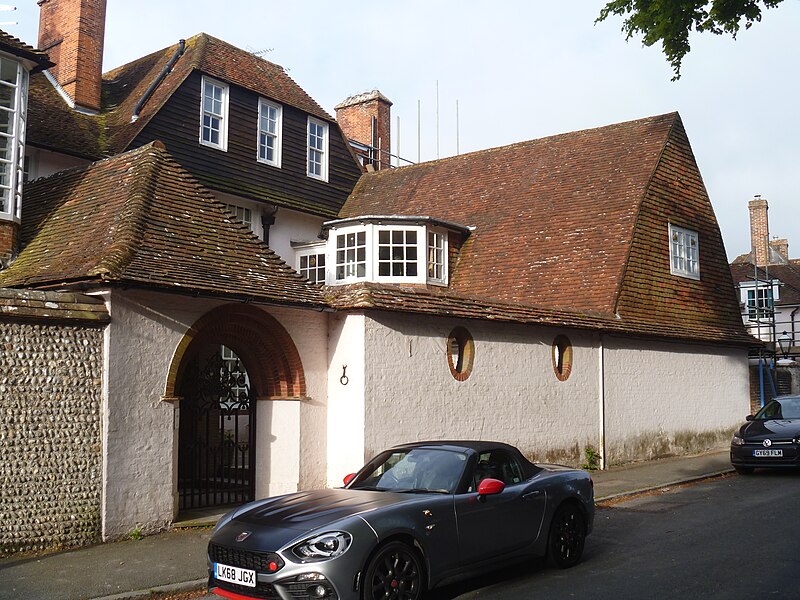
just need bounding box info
[340,365,349,386]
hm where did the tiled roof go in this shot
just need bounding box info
[339,113,751,345]
[731,262,800,306]
[327,282,754,345]
[0,30,53,71]
[0,143,326,308]
[27,32,332,158]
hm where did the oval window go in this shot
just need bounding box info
[552,335,573,381]
[447,327,475,381]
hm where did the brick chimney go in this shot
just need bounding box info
[0,221,18,267]
[335,90,392,171]
[37,0,107,113]
[749,195,769,267]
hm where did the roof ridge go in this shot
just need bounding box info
[88,144,164,279]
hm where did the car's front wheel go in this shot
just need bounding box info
[546,502,586,569]
[363,541,424,600]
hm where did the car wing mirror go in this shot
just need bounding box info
[477,478,505,497]
[745,415,755,421]
[343,473,356,486]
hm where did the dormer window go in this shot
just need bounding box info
[257,99,282,167]
[0,56,28,222]
[200,76,228,150]
[321,217,463,286]
[669,224,699,280]
[307,117,328,181]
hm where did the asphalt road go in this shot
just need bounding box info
[428,471,800,600]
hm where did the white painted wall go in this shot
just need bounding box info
[102,290,329,538]
[25,146,90,181]
[325,312,366,488]
[359,313,599,465]
[332,312,750,475]
[602,336,750,464]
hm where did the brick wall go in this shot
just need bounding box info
[0,220,18,265]
[37,0,107,112]
[335,91,392,170]
[0,290,107,554]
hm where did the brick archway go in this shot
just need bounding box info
[165,304,306,401]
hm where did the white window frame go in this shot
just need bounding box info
[225,203,253,230]
[296,244,327,284]
[257,99,282,167]
[668,223,700,280]
[333,228,369,283]
[0,56,27,222]
[375,226,423,282]
[200,76,229,151]
[307,116,329,181]
[327,223,449,286]
[427,229,448,285]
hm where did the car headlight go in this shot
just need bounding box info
[292,532,352,561]
[731,435,746,446]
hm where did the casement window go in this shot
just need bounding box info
[377,229,418,277]
[335,230,367,281]
[669,224,699,280]
[0,56,27,221]
[307,117,328,181]
[327,221,452,285]
[746,288,773,321]
[427,230,447,284]
[257,99,282,166]
[225,203,253,230]
[297,249,326,284]
[200,76,229,150]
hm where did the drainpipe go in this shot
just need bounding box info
[261,207,278,246]
[131,39,186,121]
[598,334,606,470]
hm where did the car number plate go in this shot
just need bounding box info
[215,562,256,588]
[753,449,783,457]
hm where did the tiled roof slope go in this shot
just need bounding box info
[613,117,747,341]
[0,30,53,70]
[328,283,752,344]
[0,143,325,308]
[339,113,751,344]
[27,32,332,158]
[730,262,800,306]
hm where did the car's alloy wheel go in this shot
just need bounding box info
[547,503,586,568]
[364,541,424,600]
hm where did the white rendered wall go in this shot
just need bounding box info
[602,336,749,464]
[25,147,90,181]
[359,313,599,465]
[102,290,328,539]
[325,312,366,487]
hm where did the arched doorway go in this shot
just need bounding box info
[166,304,306,512]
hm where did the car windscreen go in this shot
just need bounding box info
[754,397,800,420]
[349,448,468,494]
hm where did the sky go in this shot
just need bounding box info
[5,1,799,260]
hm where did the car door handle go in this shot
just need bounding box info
[522,491,541,500]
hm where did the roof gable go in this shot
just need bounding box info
[0,143,325,307]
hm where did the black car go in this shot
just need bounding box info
[730,395,800,474]
[207,440,594,600]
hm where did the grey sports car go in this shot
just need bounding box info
[207,440,594,600]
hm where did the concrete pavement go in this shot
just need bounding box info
[0,449,732,600]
